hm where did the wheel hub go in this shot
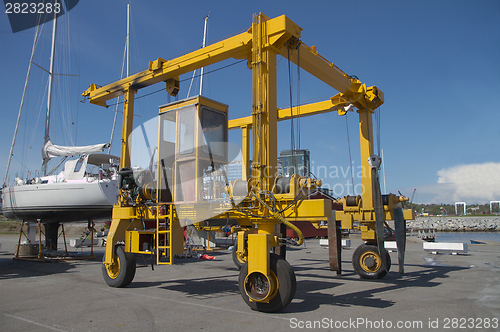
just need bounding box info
[244,271,278,303]
[236,252,246,264]
[245,272,270,301]
[364,256,376,268]
[105,259,120,279]
[360,252,380,272]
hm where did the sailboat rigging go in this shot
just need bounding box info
[2,3,121,251]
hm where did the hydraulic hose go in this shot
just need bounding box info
[252,192,304,246]
[272,210,304,246]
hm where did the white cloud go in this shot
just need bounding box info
[415,162,500,204]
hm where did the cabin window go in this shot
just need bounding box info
[178,108,195,155]
[163,119,176,143]
[201,107,226,158]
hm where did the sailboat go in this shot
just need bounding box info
[1,4,121,250]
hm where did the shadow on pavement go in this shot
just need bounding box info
[286,257,468,313]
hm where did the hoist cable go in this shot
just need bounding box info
[296,43,301,150]
[96,59,246,108]
[376,106,382,157]
[287,48,295,152]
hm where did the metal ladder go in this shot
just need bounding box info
[156,207,173,265]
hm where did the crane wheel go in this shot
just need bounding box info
[352,243,391,279]
[239,253,296,312]
[232,241,247,270]
[102,246,136,287]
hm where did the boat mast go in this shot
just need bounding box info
[42,10,58,176]
[108,3,130,154]
[126,3,130,78]
[186,13,209,98]
[199,13,209,96]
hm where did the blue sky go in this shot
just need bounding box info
[1,0,499,204]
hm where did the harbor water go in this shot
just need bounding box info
[435,231,500,243]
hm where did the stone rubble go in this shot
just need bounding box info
[407,216,500,232]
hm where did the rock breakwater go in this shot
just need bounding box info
[407,216,500,232]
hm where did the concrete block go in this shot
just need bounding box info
[423,242,468,254]
[384,241,398,252]
[16,244,39,256]
[319,238,351,248]
[70,238,98,248]
[196,230,217,248]
[21,240,44,245]
[194,229,235,248]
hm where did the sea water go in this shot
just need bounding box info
[436,232,500,243]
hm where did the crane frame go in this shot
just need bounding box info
[83,13,414,312]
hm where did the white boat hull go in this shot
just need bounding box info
[2,180,118,223]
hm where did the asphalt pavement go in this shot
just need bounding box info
[0,233,499,331]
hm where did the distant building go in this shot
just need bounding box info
[227,159,242,182]
[278,149,310,177]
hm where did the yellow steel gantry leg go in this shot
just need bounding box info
[120,89,136,170]
[358,107,377,242]
[102,88,141,287]
[242,14,284,307]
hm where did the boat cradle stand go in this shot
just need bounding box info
[13,220,97,261]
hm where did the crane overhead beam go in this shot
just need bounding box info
[280,43,352,94]
[228,98,347,130]
[83,15,303,107]
[83,31,252,107]
[277,42,383,111]
[83,14,382,112]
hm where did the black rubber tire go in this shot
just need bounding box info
[102,246,136,287]
[239,253,296,312]
[232,242,247,270]
[352,243,391,279]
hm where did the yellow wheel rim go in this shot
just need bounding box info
[245,270,278,302]
[105,256,121,279]
[236,250,247,264]
[359,251,381,273]
[269,270,279,300]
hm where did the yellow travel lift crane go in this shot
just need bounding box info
[83,13,414,312]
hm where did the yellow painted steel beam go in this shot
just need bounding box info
[279,43,352,94]
[241,125,250,180]
[281,198,333,219]
[228,98,346,130]
[82,15,301,108]
[104,207,142,264]
[358,108,374,212]
[206,198,333,222]
[83,31,252,107]
[231,98,349,190]
[278,43,384,112]
[120,89,135,169]
[250,13,285,192]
